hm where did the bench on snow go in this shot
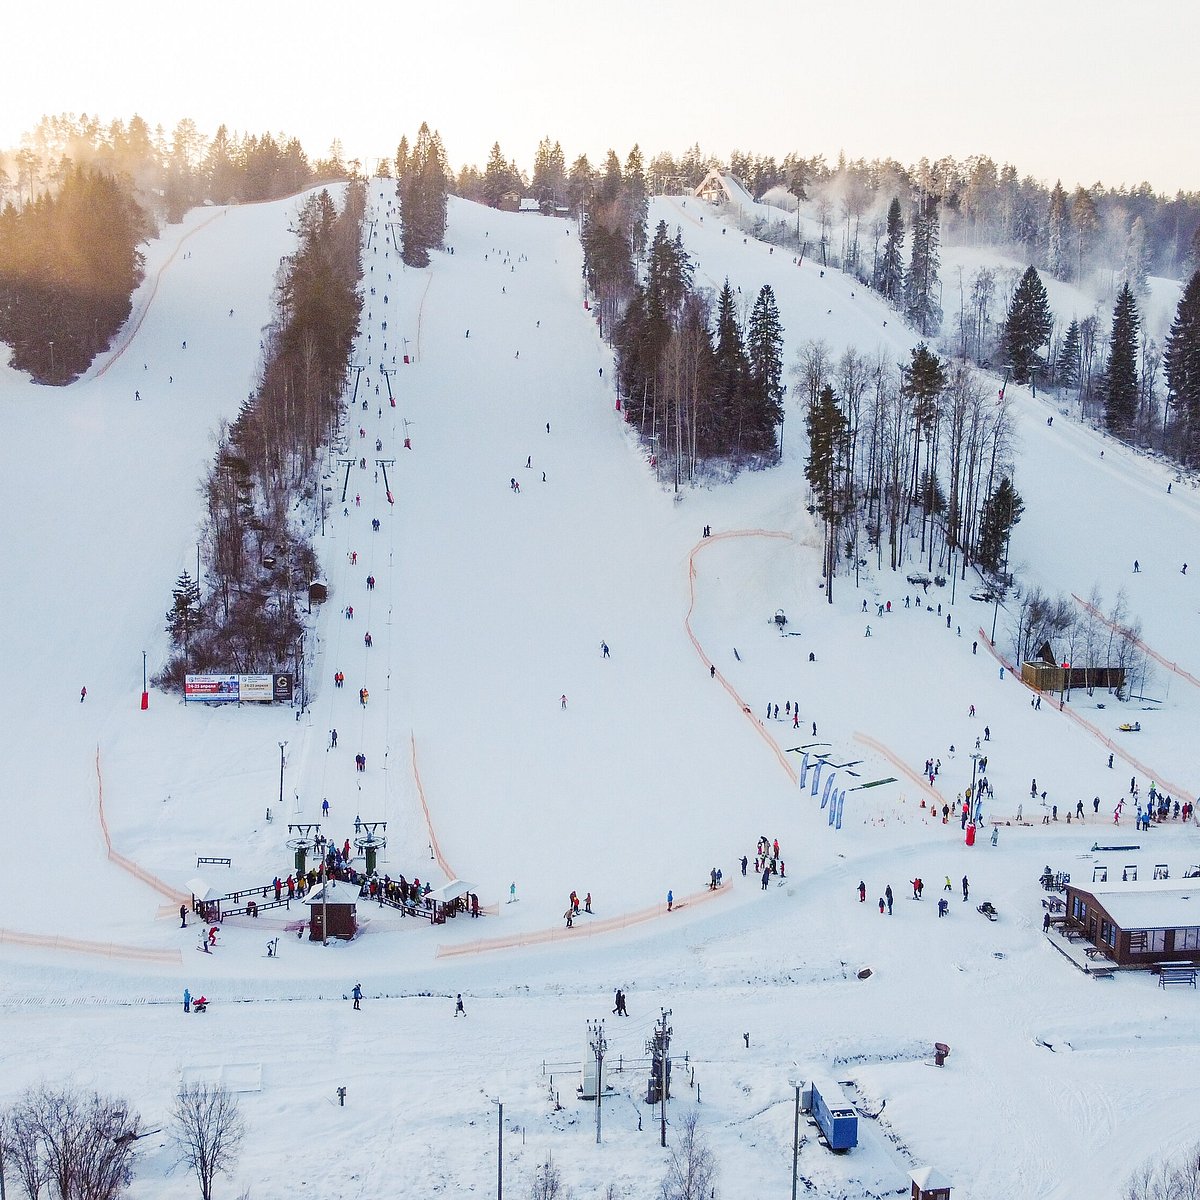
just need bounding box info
[1089,967,1115,979]
[1159,966,1197,989]
[197,856,232,868]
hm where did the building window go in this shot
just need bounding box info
[1177,928,1200,952]
[1139,930,1168,954]
[1073,898,1086,921]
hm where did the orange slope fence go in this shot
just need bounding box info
[436,883,730,959]
[411,734,455,880]
[978,629,1195,806]
[1072,592,1200,690]
[0,927,180,964]
[685,530,797,784]
[90,211,226,380]
[852,732,946,808]
[95,748,191,906]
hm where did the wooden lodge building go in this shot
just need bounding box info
[1020,640,1126,694]
[1063,879,1200,966]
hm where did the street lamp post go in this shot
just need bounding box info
[278,741,287,811]
[788,1074,802,1200]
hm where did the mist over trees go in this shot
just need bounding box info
[0,164,148,381]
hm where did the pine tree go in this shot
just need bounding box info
[805,384,848,603]
[1164,271,1200,463]
[876,197,904,302]
[904,194,942,336]
[976,477,1024,573]
[1003,266,1053,383]
[1055,319,1081,389]
[1103,283,1141,435]
[745,284,785,455]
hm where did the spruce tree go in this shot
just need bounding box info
[904,194,942,336]
[976,477,1024,573]
[166,569,202,662]
[746,284,785,455]
[1103,283,1141,435]
[1055,319,1081,389]
[624,146,649,262]
[805,384,848,603]
[710,280,749,456]
[876,197,904,302]
[531,137,566,211]
[566,154,595,215]
[1164,271,1200,463]
[1123,216,1151,296]
[482,142,515,208]
[399,123,447,268]
[1003,266,1053,383]
[1045,181,1070,279]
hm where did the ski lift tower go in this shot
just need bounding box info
[354,821,389,875]
[287,823,323,875]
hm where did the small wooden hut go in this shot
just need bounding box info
[910,1166,952,1199]
[304,879,359,941]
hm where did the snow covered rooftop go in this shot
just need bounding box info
[302,880,360,907]
[911,1165,953,1190]
[1080,879,1200,929]
[426,879,472,903]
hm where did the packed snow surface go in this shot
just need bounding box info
[0,184,1198,1199]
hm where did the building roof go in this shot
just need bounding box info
[187,878,223,902]
[693,169,755,209]
[303,880,359,907]
[1075,879,1200,929]
[426,879,472,904]
[911,1165,952,1189]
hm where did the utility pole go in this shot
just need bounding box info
[496,1100,503,1200]
[587,1019,607,1144]
[278,741,287,811]
[658,1008,672,1147]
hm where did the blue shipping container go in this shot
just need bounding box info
[811,1077,858,1152]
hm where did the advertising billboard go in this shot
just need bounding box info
[184,675,240,702]
[184,673,295,703]
[239,674,274,701]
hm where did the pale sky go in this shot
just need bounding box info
[5,0,1197,193]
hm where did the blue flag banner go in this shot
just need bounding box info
[821,774,835,810]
